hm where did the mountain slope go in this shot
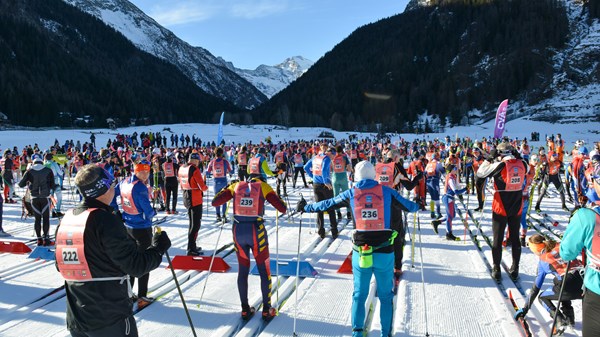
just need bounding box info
[0,0,238,127]
[63,0,267,109]
[254,0,600,131]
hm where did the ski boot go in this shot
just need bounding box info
[216,216,223,223]
[561,305,575,326]
[508,265,519,280]
[137,296,154,310]
[535,205,542,213]
[317,227,326,239]
[561,204,570,212]
[347,211,352,220]
[430,211,436,219]
[432,220,441,234]
[445,232,459,241]
[491,265,501,281]
[36,237,44,246]
[520,236,526,247]
[187,247,203,256]
[262,307,277,322]
[550,310,568,335]
[336,211,342,220]
[331,227,339,240]
[241,305,256,321]
[43,236,52,246]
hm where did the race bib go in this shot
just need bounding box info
[62,248,80,265]
[240,198,254,207]
[361,209,379,220]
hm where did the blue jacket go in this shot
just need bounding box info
[533,258,560,289]
[305,179,419,229]
[560,206,600,295]
[304,154,332,184]
[120,175,156,229]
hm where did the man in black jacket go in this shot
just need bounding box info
[19,154,54,246]
[56,164,171,337]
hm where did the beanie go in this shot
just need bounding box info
[354,161,376,181]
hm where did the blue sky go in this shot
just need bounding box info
[128,0,410,69]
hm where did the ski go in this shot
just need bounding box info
[508,290,533,337]
[25,285,66,305]
[152,216,169,226]
[132,272,193,315]
[529,213,564,239]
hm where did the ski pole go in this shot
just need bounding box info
[155,226,197,337]
[416,215,430,337]
[275,209,280,310]
[198,201,228,308]
[411,210,417,268]
[292,212,303,337]
[550,260,571,337]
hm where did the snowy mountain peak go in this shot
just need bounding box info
[230,56,314,98]
[62,0,266,109]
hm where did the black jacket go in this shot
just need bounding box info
[60,199,163,332]
[18,163,54,198]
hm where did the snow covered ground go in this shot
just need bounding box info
[0,118,597,336]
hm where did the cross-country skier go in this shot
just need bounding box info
[207,147,232,222]
[476,142,528,280]
[432,164,466,241]
[304,144,338,239]
[119,159,156,310]
[178,152,208,256]
[515,234,583,334]
[57,164,170,337]
[19,154,54,246]
[211,178,287,322]
[297,160,419,337]
[424,152,445,219]
[560,164,600,336]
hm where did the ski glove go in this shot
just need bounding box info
[296,198,307,214]
[514,307,528,320]
[152,231,172,255]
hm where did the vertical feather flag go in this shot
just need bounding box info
[217,112,224,145]
[493,99,509,139]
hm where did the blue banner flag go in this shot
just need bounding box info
[217,112,225,145]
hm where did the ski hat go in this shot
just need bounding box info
[76,166,115,199]
[134,159,151,173]
[32,154,43,163]
[354,160,376,181]
[496,142,514,157]
[189,152,201,161]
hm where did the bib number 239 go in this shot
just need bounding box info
[240,198,254,207]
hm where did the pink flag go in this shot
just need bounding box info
[493,99,509,139]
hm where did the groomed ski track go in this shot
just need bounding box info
[0,174,584,336]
